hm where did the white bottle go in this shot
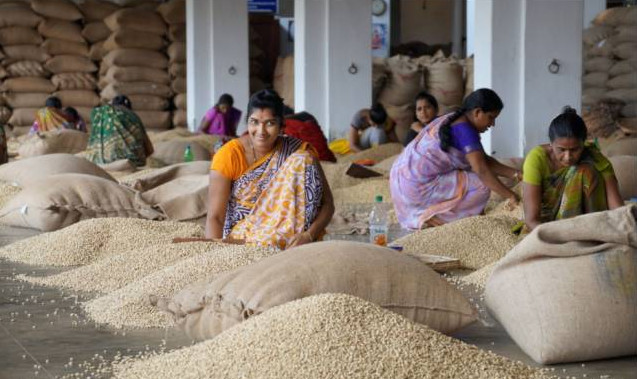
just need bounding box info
[369,195,389,246]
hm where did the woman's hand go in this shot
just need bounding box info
[504,193,520,211]
[288,231,314,248]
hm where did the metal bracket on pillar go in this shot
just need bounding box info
[548,59,560,74]
[228,66,237,75]
[348,63,358,75]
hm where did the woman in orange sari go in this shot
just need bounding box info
[30,96,73,134]
[206,89,334,249]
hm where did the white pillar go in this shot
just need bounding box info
[295,0,371,140]
[473,0,583,158]
[186,0,249,132]
[583,0,605,27]
[452,0,464,57]
[466,0,475,56]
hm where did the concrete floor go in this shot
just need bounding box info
[1,225,635,379]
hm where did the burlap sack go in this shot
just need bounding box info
[37,19,83,43]
[102,48,168,69]
[168,23,185,42]
[78,0,120,22]
[171,77,186,93]
[173,110,186,127]
[372,57,387,102]
[150,140,210,166]
[464,54,474,98]
[45,55,96,74]
[3,92,48,108]
[613,43,637,60]
[1,46,49,65]
[584,56,613,72]
[102,29,166,52]
[104,8,167,35]
[7,107,37,126]
[608,25,637,45]
[272,55,294,108]
[0,107,11,124]
[169,63,186,78]
[620,6,637,25]
[167,42,185,63]
[17,129,88,158]
[157,0,185,25]
[0,26,42,45]
[582,71,609,88]
[0,173,162,231]
[124,95,169,111]
[584,42,613,58]
[31,0,82,21]
[51,73,97,91]
[617,118,637,135]
[102,66,170,85]
[0,77,55,93]
[141,174,208,221]
[621,103,637,118]
[174,93,186,109]
[609,59,637,77]
[88,41,106,62]
[582,25,615,46]
[377,55,423,107]
[81,21,110,43]
[384,103,413,144]
[124,160,210,192]
[100,82,172,100]
[54,90,100,108]
[75,107,92,125]
[136,110,172,130]
[98,159,135,174]
[158,241,477,341]
[42,38,88,57]
[605,88,637,103]
[486,205,637,364]
[0,6,42,28]
[603,137,637,157]
[609,155,637,199]
[0,153,114,186]
[593,7,625,26]
[425,54,464,110]
[608,73,637,89]
[582,105,618,138]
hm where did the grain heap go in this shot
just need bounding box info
[112,294,551,379]
[99,7,172,131]
[320,162,368,190]
[391,215,520,269]
[32,0,99,124]
[0,1,48,135]
[331,179,391,204]
[372,153,399,173]
[0,181,20,209]
[337,142,403,164]
[157,0,186,129]
[20,241,219,294]
[0,218,203,266]
[459,261,497,290]
[83,244,279,329]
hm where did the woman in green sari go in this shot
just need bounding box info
[523,107,623,231]
[84,95,154,167]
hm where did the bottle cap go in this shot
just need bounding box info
[375,195,383,202]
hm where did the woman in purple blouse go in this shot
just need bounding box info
[390,88,522,229]
[197,93,242,139]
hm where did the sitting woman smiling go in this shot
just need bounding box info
[523,107,623,231]
[206,89,334,249]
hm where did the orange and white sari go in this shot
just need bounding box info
[223,136,323,249]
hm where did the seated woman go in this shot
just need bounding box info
[30,96,73,134]
[390,88,521,229]
[197,93,242,140]
[403,91,439,147]
[283,111,337,162]
[64,107,87,132]
[348,103,397,152]
[84,95,154,167]
[207,89,334,249]
[523,107,623,231]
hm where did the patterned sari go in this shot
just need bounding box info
[540,149,608,222]
[223,136,324,249]
[31,107,72,134]
[84,105,150,167]
[390,114,490,229]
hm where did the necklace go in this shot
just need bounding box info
[248,137,258,163]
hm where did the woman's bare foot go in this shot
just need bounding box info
[425,216,444,227]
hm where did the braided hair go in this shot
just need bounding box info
[438,88,503,152]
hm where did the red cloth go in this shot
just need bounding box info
[283,118,337,162]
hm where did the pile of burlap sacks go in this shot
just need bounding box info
[582,6,637,138]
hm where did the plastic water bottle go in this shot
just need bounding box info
[183,144,194,162]
[369,195,389,246]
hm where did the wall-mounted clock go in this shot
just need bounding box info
[372,0,387,16]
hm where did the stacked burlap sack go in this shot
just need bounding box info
[157,0,186,128]
[0,0,48,135]
[273,54,294,109]
[31,0,99,127]
[583,7,637,135]
[98,7,172,131]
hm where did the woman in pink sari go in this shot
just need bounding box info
[197,93,242,140]
[390,89,521,229]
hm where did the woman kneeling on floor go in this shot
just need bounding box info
[390,88,521,229]
[206,89,334,249]
[522,107,623,231]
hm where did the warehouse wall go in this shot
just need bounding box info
[400,0,453,45]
